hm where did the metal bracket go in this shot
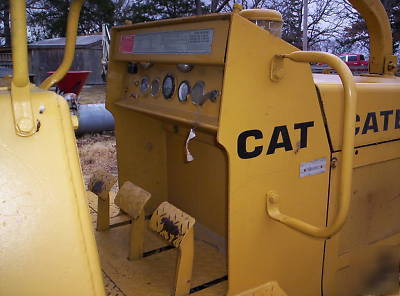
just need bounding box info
[88,170,117,231]
[150,202,195,296]
[270,55,285,82]
[384,55,398,75]
[114,181,151,260]
[11,83,36,136]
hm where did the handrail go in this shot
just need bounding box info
[267,51,357,239]
[10,0,29,88]
[10,0,35,136]
[39,0,85,90]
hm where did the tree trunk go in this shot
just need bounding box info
[195,0,203,15]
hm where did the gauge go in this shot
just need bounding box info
[178,81,190,102]
[162,75,175,99]
[151,78,160,97]
[191,81,205,105]
[140,77,150,95]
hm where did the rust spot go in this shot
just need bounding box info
[92,180,104,195]
[293,142,301,154]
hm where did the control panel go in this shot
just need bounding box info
[110,15,230,131]
[115,63,224,131]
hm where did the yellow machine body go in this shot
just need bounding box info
[1,0,400,295]
[106,6,400,296]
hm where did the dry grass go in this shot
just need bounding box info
[76,84,117,187]
[77,132,118,185]
[79,85,106,104]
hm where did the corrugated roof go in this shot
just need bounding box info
[30,35,102,48]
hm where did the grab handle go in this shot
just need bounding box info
[40,0,85,90]
[267,51,357,239]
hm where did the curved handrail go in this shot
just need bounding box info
[266,51,357,239]
[39,0,85,90]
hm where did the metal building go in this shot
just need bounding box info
[29,35,103,85]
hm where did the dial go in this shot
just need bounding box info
[151,78,160,97]
[140,77,150,94]
[162,75,175,99]
[191,81,205,105]
[178,81,190,102]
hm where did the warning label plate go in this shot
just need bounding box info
[120,29,214,55]
[300,158,327,178]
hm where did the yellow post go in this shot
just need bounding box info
[10,0,29,88]
[39,0,85,90]
[114,181,151,260]
[174,228,194,296]
[10,0,36,136]
[128,211,145,260]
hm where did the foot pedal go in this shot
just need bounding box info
[150,202,195,296]
[88,170,117,231]
[114,181,151,260]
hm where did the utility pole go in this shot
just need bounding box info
[302,0,308,51]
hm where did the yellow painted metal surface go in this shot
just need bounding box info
[0,88,105,295]
[10,0,36,136]
[323,142,400,295]
[3,0,399,294]
[111,16,230,65]
[88,170,118,231]
[105,0,400,293]
[267,51,357,238]
[218,14,330,295]
[315,75,400,151]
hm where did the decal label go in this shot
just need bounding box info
[119,34,135,53]
[300,158,327,177]
[237,121,314,159]
[130,29,214,54]
[355,109,400,135]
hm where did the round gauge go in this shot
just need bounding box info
[140,77,150,94]
[191,81,205,104]
[178,81,190,102]
[162,75,175,99]
[151,78,160,97]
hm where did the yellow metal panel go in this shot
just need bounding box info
[217,14,331,295]
[0,88,104,295]
[323,141,400,295]
[166,127,227,237]
[112,17,230,65]
[316,77,400,151]
[114,64,224,131]
[112,107,169,213]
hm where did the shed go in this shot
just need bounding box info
[29,35,103,85]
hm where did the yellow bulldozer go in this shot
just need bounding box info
[1,0,399,295]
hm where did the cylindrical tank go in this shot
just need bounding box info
[76,103,115,135]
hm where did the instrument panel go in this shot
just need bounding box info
[115,63,224,131]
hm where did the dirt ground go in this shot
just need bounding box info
[76,85,117,186]
[79,84,107,104]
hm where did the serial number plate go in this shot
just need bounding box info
[300,158,327,178]
[120,29,214,55]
